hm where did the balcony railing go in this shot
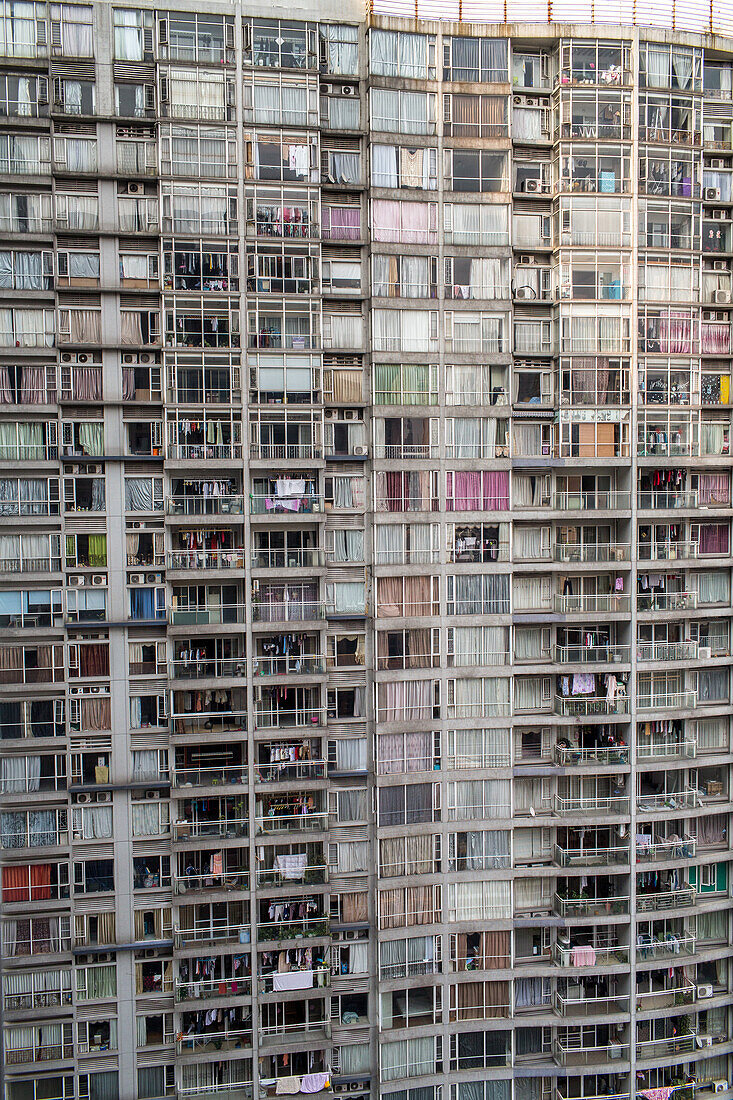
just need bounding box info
[636,981,696,1008]
[5,1038,74,1065]
[638,541,698,561]
[254,706,326,729]
[636,837,696,861]
[638,737,696,759]
[168,495,244,516]
[555,643,631,664]
[553,943,629,967]
[255,864,327,886]
[553,1036,629,1065]
[636,1033,695,1060]
[250,443,322,461]
[555,745,629,766]
[554,844,629,867]
[171,657,246,680]
[173,868,250,894]
[257,916,329,941]
[170,603,246,625]
[252,601,325,623]
[168,549,246,571]
[258,967,330,993]
[175,978,253,1002]
[250,494,322,516]
[172,818,249,840]
[255,760,327,783]
[637,490,699,510]
[255,811,328,834]
[636,690,698,710]
[553,491,631,511]
[174,923,247,948]
[172,709,247,736]
[555,794,630,815]
[172,764,247,788]
[168,443,243,461]
[0,554,61,575]
[554,695,629,717]
[637,788,702,811]
[554,543,630,563]
[637,592,697,612]
[252,655,325,677]
[637,642,698,662]
[636,887,696,912]
[554,594,631,614]
[636,933,696,960]
[553,990,629,1016]
[177,1028,252,1052]
[554,893,630,917]
[251,549,325,569]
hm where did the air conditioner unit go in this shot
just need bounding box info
[343,409,356,420]
[146,790,160,799]
[353,444,368,456]
[714,289,732,304]
[129,572,145,584]
[89,686,101,694]
[122,353,135,364]
[341,85,356,95]
[96,791,111,803]
[713,1082,729,1093]
[706,187,722,201]
[127,181,143,195]
[324,409,336,420]
[516,286,535,300]
[68,575,85,586]
[697,983,714,999]
[321,83,333,95]
[699,646,712,659]
[62,352,72,362]
[520,254,535,265]
[91,575,106,586]
[714,260,729,272]
[712,209,726,220]
[76,791,92,804]
[525,179,541,193]
[139,352,153,364]
[711,159,725,169]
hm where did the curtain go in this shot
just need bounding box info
[372,143,399,187]
[446,471,509,511]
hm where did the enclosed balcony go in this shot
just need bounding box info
[252,583,323,624]
[173,797,249,842]
[255,793,327,835]
[255,738,324,783]
[175,900,249,949]
[172,746,247,790]
[250,475,321,516]
[257,896,329,942]
[168,478,244,517]
[171,638,246,681]
[167,535,244,571]
[173,851,249,896]
[553,1029,629,1066]
[170,585,244,626]
[553,981,629,1018]
[255,845,326,887]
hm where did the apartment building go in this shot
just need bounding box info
[1,2,733,1100]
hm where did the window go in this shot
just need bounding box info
[244,18,316,70]
[54,76,94,114]
[74,860,114,895]
[113,8,153,60]
[50,3,93,56]
[443,94,508,138]
[371,89,436,135]
[443,36,507,82]
[370,29,434,79]
[445,150,507,193]
[0,1,48,58]
[162,11,233,63]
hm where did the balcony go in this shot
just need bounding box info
[637,788,702,812]
[172,709,247,737]
[170,603,246,626]
[255,864,327,887]
[168,549,246,572]
[554,893,630,917]
[636,690,698,710]
[637,592,697,612]
[555,794,630,815]
[555,644,631,665]
[252,601,325,624]
[553,491,631,512]
[251,549,325,569]
[553,1036,629,1066]
[553,943,630,967]
[172,818,249,841]
[637,490,699,511]
[636,933,696,960]
[168,495,244,517]
[171,764,247,788]
[554,844,629,867]
[638,541,698,562]
[638,736,696,759]
[555,746,629,767]
[636,1033,695,1060]
[554,594,631,614]
[636,837,696,862]
[554,543,630,564]
[258,967,330,993]
[255,811,328,835]
[636,981,696,1009]
[636,887,696,912]
[177,1027,253,1052]
[250,494,323,516]
[257,915,329,941]
[252,655,325,677]
[171,657,246,680]
[554,695,629,717]
[250,443,322,461]
[553,990,629,1017]
[175,977,253,1003]
[5,1035,74,1066]
[637,642,698,662]
[255,759,327,783]
[173,867,250,895]
[174,923,248,949]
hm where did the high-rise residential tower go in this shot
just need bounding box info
[1,4,733,1100]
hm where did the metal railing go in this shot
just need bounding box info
[555,745,629,766]
[553,491,631,511]
[554,695,629,717]
[636,837,697,861]
[637,490,699,510]
[553,943,629,967]
[554,843,629,867]
[251,549,325,569]
[637,642,698,662]
[168,549,246,571]
[636,887,696,912]
[172,709,247,735]
[254,706,326,730]
[177,1028,252,1052]
[553,1036,629,1065]
[637,592,697,612]
[174,924,248,948]
[172,764,247,788]
[554,594,631,614]
[255,760,327,782]
[167,495,244,516]
[170,603,246,625]
[636,690,698,710]
[555,794,630,814]
[173,868,250,894]
[258,967,330,993]
[252,655,325,677]
[255,864,327,886]
[257,916,329,941]
[553,990,629,1016]
[172,819,248,840]
[554,893,630,917]
[636,982,696,1008]
[250,444,322,461]
[250,494,322,515]
[636,1033,695,1059]
[175,978,252,1002]
[252,601,325,623]
[637,788,702,811]
[555,644,631,664]
[554,543,630,563]
[171,657,247,680]
[638,541,698,561]
[255,811,328,834]
[638,737,697,759]
[636,934,696,961]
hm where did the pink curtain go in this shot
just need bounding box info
[323,207,360,241]
[699,523,729,554]
[446,471,509,511]
[659,311,693,354]
[699,474,730,505]
[701,323,731,354]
